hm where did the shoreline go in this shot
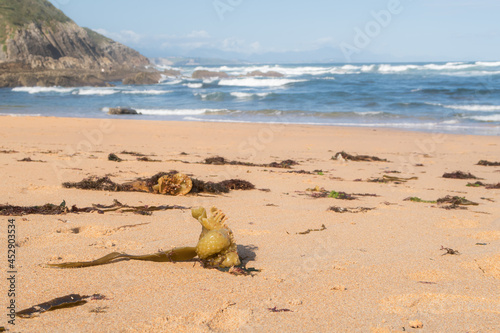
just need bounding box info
[1,114,499,137]
[2,115,499,332]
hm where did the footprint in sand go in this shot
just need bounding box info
[56,222,149,237]
[379,293,500,315]
[135,302,252,332]
[461,255,500,280]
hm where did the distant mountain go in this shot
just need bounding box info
[0,0,149,71]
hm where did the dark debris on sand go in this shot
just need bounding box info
[442,171,478,179]
[108,153,123,162]
[477,160,500,166]
[203,156,299,169]
[327,206,374,213]
[18,157,46,163]
[333,151,388,162]
[436,195,479,210]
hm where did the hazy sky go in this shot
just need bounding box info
[48,0,500,63]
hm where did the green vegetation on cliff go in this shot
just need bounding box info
[0,0,71,44]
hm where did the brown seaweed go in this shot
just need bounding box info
[18,157,45,163]
[203,156,299,169]
[0,149,18,153]
[440,246,460,255]
[268,307,293,313]
[297,224,326,235]
[63,173,254,195]
[17,294,106,318]
[404,197,437,203]
[442,171,478,179]
[328,206,374,213]
[477,160,500,166]
[120,151,149,157]
[137,157,161,162]
[108,153,123,162]
[436,195,479,209]
[368,175,418,183]
[47,207,256,273]
[333,151,388,162]
[0,200,186,216]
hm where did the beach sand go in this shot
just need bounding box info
[1,116,499,332]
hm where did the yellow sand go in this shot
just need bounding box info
[1,116,499,332]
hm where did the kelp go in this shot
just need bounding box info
[297,224,326,235]
[18,157,45,162]
[137,157,161,162]
[47,207,256,272]
[466,181,500,189]
[108,153,123,162]
[268,307,293,313]
[404,197,437,204]
[203,156,299,169]
[333,151,388,162]
[0,200,187,216]
[299,186,376,200]
[63,172,254,195]
[477,160,500,166]
[0,149,18,153]
[17,294,106,318]
[120,151,148,157]
[437,195,479,209]
[442,171,478,179]
[328,206,374,213]
[368,175,418,183]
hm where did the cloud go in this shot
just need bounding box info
[186,30,210,39]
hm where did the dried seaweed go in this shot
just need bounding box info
[203,156,299,169]
[268,307,293,313]
[0,200,186,216]
[0,149,18,153]
[63,177,127,191]
[486,183,500,189]
[440,246,460,255]
[137,157,161,162]
[120,151,148,157]
[63,173,254,195]
[108,153,123,162]
[404,197,437,204]
[442,171,478,179]
[328,206,374,213]
[17,294,106,318]
[299,187,366,200]
[297,224,326,235]
[18,157,45,163]
[333,151,388,162]
[437,195,479,209]
[368,175,418,183]
[0,201,68,216]
[477,160,500,166]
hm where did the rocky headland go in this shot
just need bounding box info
[0,0,157,87]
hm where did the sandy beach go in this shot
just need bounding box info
[1,116,499,332]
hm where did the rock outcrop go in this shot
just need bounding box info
[191,70,229,79]
[245,70,284,78]
[0,0,152,87]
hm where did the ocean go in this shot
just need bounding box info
[1,61,500,135]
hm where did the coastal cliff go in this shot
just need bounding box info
[0,0,152,87]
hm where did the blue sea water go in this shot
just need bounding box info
[1,61,500,135]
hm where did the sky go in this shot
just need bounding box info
[48,0,500,63]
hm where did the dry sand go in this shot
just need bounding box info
[1,116,499,332]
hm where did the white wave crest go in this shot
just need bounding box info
[443,104,500,112]
[0,113,42,117]
[466,114,500,122]
[12,87,74,94]
[219,78,304,87]
[230,92,271,99]
[185,83,203,89]
[73,88,119,96]
[123,90,172,95]
[163,79,183,85]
